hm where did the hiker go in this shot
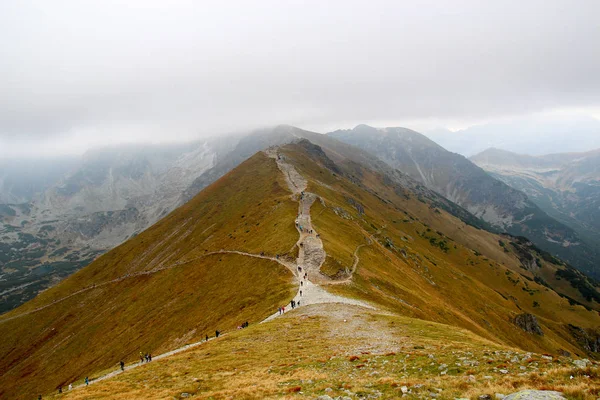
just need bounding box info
[68,384,72,391]
[58,386,62,394]
[206,334,209,341]
[282,306,285,313]
[300,290,303,297]
[145,354,149,363]
[85,377,89,386]
[140,352,144,363]
[300,280,303,286]
[120,360,125,371]
[215,330,220,338]
[149,354,152,362]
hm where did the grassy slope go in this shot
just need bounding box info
[0,152,298,399]
[54,304,599,400]
[282,144,599,356]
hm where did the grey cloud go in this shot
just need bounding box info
[1,0,600,155]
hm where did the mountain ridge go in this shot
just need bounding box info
[328,125,600,279]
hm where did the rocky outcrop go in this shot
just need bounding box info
[513,313,544,336]
[568,324,600,354]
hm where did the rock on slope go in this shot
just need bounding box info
[328,125,600,279]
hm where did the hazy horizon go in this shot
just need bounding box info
[2,0,600,157]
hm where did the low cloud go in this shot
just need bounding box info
[1,0,599,156]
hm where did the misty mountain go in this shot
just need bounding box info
[471,147,600,260]
[328,125,600,279]
[0,138,238,312]
[0,157,79,204]
[425,115,600,157]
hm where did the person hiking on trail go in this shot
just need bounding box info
[85,376,89,386]
[145,354,149,362]
[140,352,144,363]
[215,330,220,338]
[300,290,303,297]
[58,386,62,394]
[68,384,72,391]
[300,280,303,287]
[297,300,300,306]
[120,360,125,371]
[149,353,152,362]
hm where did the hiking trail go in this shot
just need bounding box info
[24,146,374,393]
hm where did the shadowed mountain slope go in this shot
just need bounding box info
[328,125,600,279]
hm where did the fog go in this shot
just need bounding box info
[1,0,600,157]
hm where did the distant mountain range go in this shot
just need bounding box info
[1,124,599,313]
[329,125,600,279]
[471,147,600,267]
[0,138,237,311]
[2,133,599,399]
[425,115,600,156]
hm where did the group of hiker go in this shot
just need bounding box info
[55,376,88,395]
[139,352,153,363]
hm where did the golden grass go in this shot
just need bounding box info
[51,303,599,399]
[281,144,600,357]
[0,153,298,399]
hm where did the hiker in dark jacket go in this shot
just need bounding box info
[120,360,125,371]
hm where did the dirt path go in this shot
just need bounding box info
[41,147,375,393]
[264,148,373,312]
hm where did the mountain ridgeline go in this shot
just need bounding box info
[2,136,599,399]
[328,125,600,280]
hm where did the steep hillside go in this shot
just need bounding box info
[3,136,600,399]
[54,304,600,400]
[0,152,299,399]
[0,139,236,313]
[37,140,600,400]
[328,125,600,279]
[471,148,600,259]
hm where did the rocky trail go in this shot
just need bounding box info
[28,148,597,399]
[54,147,372,391]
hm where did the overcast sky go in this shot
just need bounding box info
[1,0,600,157]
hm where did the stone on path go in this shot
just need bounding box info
[503,390,565,400]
